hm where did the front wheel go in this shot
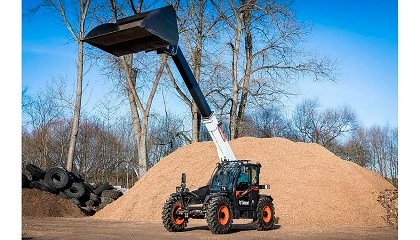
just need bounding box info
[162,196,187,232]
[254,196,275,231]
[206,196,232,234]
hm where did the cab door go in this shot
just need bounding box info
[235,165,260,210]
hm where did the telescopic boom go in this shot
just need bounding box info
[83,5,236,162]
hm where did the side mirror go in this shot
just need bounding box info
[258,184,270,189]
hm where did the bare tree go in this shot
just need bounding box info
[22,90,64,169]
[26,0,94,172]
[388,127,398,187]
[105,52,167,178]
[163,0,223,142]
[111,116,137,186]
[210,0,336,139]
[292,98,358,151]
[102,0,167,178]
[339,124,398,187]
[336,128,370,167]
[247,106,289,138]
[366,125,398,186]
[147,111,188,166]
[367,126,387,177]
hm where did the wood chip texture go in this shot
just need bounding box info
[22,188,86,218]
[92,137,395,228]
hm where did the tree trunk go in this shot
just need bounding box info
[66,40,84,171]
[127,81,143,177]
[191,104,200,142]
[138,120,148,177]
[188,1,205,142]
[121,54,144,179]
[229,16,242,139]
[236,1,253,138]
[121,54,165,179]
[191,36,203,142]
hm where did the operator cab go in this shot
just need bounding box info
[210,161,261,191]
[209,160,263,212]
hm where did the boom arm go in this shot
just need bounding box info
[82,5,236,162]
[168,46,236,162]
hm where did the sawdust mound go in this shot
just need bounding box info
[22,188,86,218]
[93,137,395,228]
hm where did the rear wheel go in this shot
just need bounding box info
[254,196,275,231]
[162,196,187,232]
[206,196,232,234]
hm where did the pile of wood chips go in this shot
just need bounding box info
[377,189,398,228]
[22,188,87,218]
[91,137,396,228]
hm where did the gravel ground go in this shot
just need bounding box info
[22,217,398,240]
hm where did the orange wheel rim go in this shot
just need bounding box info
[218,205,229,225]
[262,206,272,223]
[172,204,184,225]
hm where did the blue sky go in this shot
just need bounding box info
[20,0,398,129]
[289,0,398,128]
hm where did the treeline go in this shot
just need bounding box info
[22,91,397,188]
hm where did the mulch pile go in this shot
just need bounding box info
[92,137,397,228]
[22,188,87,218]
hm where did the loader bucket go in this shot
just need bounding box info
[83,5,178,57]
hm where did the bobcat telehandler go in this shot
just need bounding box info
[83,5,275,234]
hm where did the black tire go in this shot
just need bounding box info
[206,196,232,234]
[89,192,100,202]
[82,182,95,193]
[44,167,71,190]
[93,182,110,195]
[101,189,122,199]
[30,181,59,195]
[162,196,187,232]
[22,173,30,188]
[71,198,82,206]
[86,198,100,207]
[58,191,71,199]
[22,170,34,181]
[254,196,275,231]
[97,203,108,211]
[100,196,114,205]
[97,197,114,210]
[85,199,95,207]
[69,172,84,182]
[80,206,96,216]
[64,182,86,199]
[25,163,46,180]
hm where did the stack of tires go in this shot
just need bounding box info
[22,163,124,215]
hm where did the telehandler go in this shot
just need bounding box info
[83,5,275,234]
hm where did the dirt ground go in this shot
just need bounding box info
[22,217,397,240]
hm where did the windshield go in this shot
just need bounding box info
[210,161,240,192]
